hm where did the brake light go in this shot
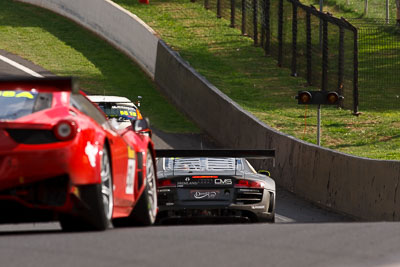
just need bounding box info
[235,179,265,188]
[157,179,176,188]
[53,120,77,141]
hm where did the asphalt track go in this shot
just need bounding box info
[0,51,399,267]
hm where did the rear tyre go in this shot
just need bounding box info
[60,146,113,231]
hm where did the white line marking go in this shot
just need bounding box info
[276,214,294,223]
[0,55,43,78]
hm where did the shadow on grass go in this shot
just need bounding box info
[0,0,199,132]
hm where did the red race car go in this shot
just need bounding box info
[0,77,157,231]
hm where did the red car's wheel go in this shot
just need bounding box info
[100,146,114,224]
[60,146,113,231]
[142,150,158,224]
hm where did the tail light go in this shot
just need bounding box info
[53,120,77,141]
[157,179,176,188]
[235,179,265,189]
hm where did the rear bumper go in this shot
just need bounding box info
[0,175,102,224]
[0,140,101,190]
[157,188,275,222]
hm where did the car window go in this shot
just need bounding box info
[70,94,107,125]
[0,90,52,120]
[96,102,138,122]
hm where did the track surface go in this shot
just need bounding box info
[0,52,399,267]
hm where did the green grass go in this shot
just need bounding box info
[301,0,400,111]
[2,0,399,159]
[0,0,198,133]
[112,0,400,160]
[305,0,398,21]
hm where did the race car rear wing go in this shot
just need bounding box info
[155,149,275,176]
[0,76,79,93]
[155,149,275,159]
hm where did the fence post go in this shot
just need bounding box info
[386,0,389,24]
[364,0,368,16]
[338,26,344,107]
[230,0,236,27]
[261,0,265,49]
[321,19,328,91]
[253,0,258,45]
[291,3,298,77]
[217,0,222,18]
[264,0,270,55]
[306,10,312,85]
[242,0,247,35]
[353,28,359,115]
[205,0,209,9]
[278,0,283,67]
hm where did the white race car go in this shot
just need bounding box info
[87,95,143,130]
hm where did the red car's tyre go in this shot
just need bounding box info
[60,146,114,231]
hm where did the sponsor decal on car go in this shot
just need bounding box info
[252,205,266,210]
[85,141,99,168]
[214,178,232,185]
[125,146,136,194]
[190,190,221,199]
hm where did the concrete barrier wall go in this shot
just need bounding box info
[16,1,400,220]
[154,40,400,221]
[17,0,159,79]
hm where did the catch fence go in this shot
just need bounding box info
[196,0,359,113]
[193,0,400,111]
[353,19,400,110]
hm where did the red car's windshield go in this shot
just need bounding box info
[0,90,52,120]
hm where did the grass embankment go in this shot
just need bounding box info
[113,0,400,160]
[0,0,198,133]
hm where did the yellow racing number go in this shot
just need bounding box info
[1,91,16,97]
[0,91,34,99]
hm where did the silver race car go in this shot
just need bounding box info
[155,150,276,223]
